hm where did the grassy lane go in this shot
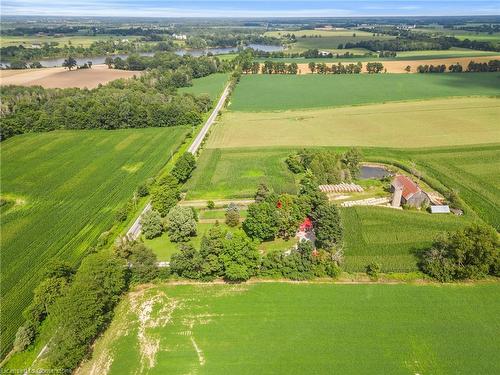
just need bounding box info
[77,282,500,375]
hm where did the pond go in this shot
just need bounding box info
[359,165,392,180]
[0,44,283,68]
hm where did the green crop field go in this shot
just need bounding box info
[77,282,500,375]
[179,73,229,102]
[0,128,188,356]
[185,148,298,200]
[209,97,500,149]
[341,206,475,272]
[229,73,500,111]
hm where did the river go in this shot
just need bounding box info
[0,44,283,68]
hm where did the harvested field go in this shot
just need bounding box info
[229,72,500,111]
[292,55,500,74]
[0,64,141,89]
[209,97,500,149]
[77,283,500,375]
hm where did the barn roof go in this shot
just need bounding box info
[391,175,421,200]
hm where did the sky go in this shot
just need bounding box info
[2,0,499,18]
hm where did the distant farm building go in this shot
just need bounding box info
[390,175,430,208]
[319,183,364,193]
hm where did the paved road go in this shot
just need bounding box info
[125,83,230,240]
[187,83,231,154]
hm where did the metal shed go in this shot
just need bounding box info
[430,205,451,214]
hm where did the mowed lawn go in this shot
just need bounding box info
[0,128,188,355]
[185,148,298,199]
[341,206,475,272]
[179,73,229,102]
[78,283,500,375]
[209,97,500,148]
[229,72,500,111]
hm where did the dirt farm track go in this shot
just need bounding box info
[0,64,142,88]
[294,55,500,74]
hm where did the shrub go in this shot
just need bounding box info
[127,242,159,283]
[420,224,499,282]
[170,244,203,279]
[285,153,304,173]
[14,323,35,352]
[366,262,381,280]
[165,206,197,242]
[225,203,240,227]
[115,204,129,222]
[207,200,215,209]
[140,209,163,239]
[255,183,272,203]
[136,183,149,197]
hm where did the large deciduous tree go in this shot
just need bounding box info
[165,206,197,242]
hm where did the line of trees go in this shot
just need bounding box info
[308,61,363,74]
[344,32,499,52]
[417,59,500,73]
[261,61,299,74]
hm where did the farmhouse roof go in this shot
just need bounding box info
[299,217,313,231]
[391,175,421,200]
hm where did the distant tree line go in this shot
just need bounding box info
[242,47,374,60]
[343,35,499,52]
[0,39,174,66]
[417,59,500,73]
[103,52,231,76]
[0,55,223,140]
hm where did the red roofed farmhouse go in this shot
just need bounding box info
[390,175,430,208]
